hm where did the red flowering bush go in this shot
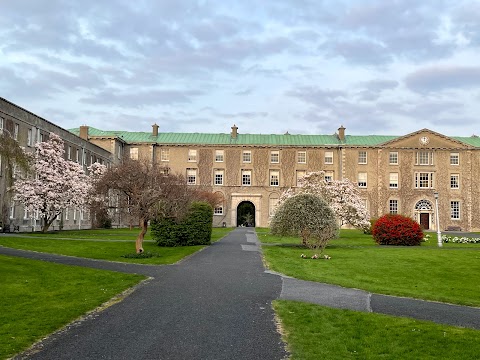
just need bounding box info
[372,214,423,246]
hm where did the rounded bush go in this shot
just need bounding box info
[372,214,423,246]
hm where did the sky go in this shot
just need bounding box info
[1,0,480,137]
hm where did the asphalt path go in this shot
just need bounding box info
[3,228,480,359]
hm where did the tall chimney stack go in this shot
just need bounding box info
[231,124,238,139]
[338,125,346,141]
[152,123,159,137]
[79,125,89,140]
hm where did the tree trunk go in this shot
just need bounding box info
[136,218,148,253]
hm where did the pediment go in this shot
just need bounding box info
[380,129,471,149]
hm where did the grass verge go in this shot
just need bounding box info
[260,229,480,306]
[0,227,233,264]
[0,255,144,360]
[274,300,480,360]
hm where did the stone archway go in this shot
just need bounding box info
[414,199,434,230]
[237,201,255,227]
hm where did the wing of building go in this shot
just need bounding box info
[2,97,480,231]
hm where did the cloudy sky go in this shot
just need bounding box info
[1,0,479,137]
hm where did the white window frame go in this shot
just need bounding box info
[242,170,251,186]
[324,171,333,183]
[242,151,251,163]
[215,150,224,162]
[270,150,280,164]
[14,123,19,140]
[188,149,197,162]
[450,201,460,220]
[415,151,434,165]
[130,147,139,160]
[214,169,224,186]
[450,153,459,165]
[358,151,367,164]
[0,117,3,134]
[68,146,72,160]
[65,207,69,221]
[389,173,398,188]
[187,168,197,185]
[358,172,367,188]
[161,148,170,162]
[297,151,306,164]
[214,205,223,215]
[270,170,280,186]
[414,172,434,189]
[296,170,306,187]
[27,129,33,146]
[450,174,459,189]
[389,199,398,214]
[9,202,15,219]
[324,151,333,164]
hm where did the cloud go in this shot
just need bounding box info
[405,66,480,93]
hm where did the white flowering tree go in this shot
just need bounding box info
[278,171,370,230]
[14,133,90,232]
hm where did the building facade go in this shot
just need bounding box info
[0,97,113,231]
[71,124,480,232]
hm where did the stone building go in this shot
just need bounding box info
[0,97,112,231]
[70,124,480,232]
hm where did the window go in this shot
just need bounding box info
[324,151,333,164]
[242,151,251,163]
[296,170,306,186]
[214,206,223,215]
[450,174,459,189]
[68,146,72,160]
[389,173,398,188]
[27,129,33,146]
[451,201,460,219]
[389,199,398,214]
[358,151,367,164]
[76,149,80,163]
[270,170,280,186]
[130,147,138,160]
[450,153,459,165]
[9,202,15,219]
[358,172,367,188]
[269,197,279,217]
[73,209,77,221]
[161,148,170,161]
[214,169,224,186]
[415,151,434,165]
[324,171,333,182]
[415,172,434,188]
[0,117,3,133]
[14,123,19,140]
[23,208,29,220]
[65,207,69,221]
[188,149,197,162]
[215,150,224,162]
[242,170,251,186]
[270,151,279,164]
[117,144,122,160]
[187,168,197,185]
[0,155,2,175]
[297,151,306,164]
[161,167,170,175]
[90,155,94,165]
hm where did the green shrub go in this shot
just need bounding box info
[372,214,423,246]
[152,202,213,246]
[270,193,338,252]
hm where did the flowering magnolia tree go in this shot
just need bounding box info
[14,133,91,232]
[278,171,370,230]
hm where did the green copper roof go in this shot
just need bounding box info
[69,127,480,147]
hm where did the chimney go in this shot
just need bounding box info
[152,123,159,137]
[231,124,238,139]
[79,125,89,140]
[338,125,346,141]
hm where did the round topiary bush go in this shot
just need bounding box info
[372,214,423,246]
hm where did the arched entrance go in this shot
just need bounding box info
[414,199,433,230]
[237,201,255,227]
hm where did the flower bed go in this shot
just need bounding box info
[442,235,480,244]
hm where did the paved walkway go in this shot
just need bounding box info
[2,228,480,359]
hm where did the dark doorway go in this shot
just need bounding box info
[237,201,255,227]
[420,213,430,230]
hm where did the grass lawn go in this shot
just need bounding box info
[0,255,144,360]
[0,227,233,264]
[274,300,480,360]
[259,229,480,307]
